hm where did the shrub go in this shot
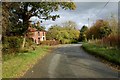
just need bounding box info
[25,38,35,48]
[71,39,79,43]
[93,34,120,49]
[2,36,23,55]
[40,40,59,46]
[60,39,70,44]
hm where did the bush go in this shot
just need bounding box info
[40,40,59,46]
[71,39,79,43]
[95,34,120,49]
[2,36,23,55]
[25,38,35,48]
[19,49,29,53]
[60,39,70,44]
[59,39,79,44]
[103,35,118,47]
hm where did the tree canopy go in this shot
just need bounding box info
[79,25,88,41]
[2,2,76,36]
[46,21,80,44]
[85,19,112,39]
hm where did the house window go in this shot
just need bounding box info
[38,31,40,36]
[38,38,40,42]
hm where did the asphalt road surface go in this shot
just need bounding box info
[23,44,119,78]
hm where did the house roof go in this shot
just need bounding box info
[28,27,37,32]
[28,27,47,32]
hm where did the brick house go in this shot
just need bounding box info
[27,21,46,44]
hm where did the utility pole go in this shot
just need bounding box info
[88,18,89,27]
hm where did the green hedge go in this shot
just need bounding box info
[59,39,78,44]
[40,40,59,46]
[2,36,23,55]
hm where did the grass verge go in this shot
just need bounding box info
[82,43,120,65]
[2,45,52,78]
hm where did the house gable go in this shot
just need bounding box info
[27,27,46,44]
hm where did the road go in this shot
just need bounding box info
[23,44,118,78]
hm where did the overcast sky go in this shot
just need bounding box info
[30,1,118,30]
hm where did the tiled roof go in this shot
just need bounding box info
[28,27,37,32]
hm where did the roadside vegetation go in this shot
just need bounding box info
[82,43,120,65]
[3,45,52,78]
[80,15,120,66]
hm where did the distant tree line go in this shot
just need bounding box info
[80,17,119,48]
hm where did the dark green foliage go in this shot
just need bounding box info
[2,36,23,55]
[80,25,88,32]
[79,25,88,41]
[2,2,12,36]
[2,36,35,55]
[34,26,46,31]
[100,26,112,38]
[25,38,34,48]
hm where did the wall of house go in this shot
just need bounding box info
[31,31,46,44]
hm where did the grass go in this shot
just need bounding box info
[82,43,120,65]
[2,45,52,78]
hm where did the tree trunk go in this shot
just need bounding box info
[21,14,30,50]
[21,5,31,49]
[21,34,26,49]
